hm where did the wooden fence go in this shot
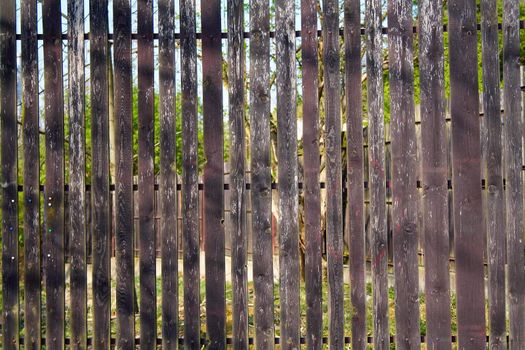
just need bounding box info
[1,0,525,349]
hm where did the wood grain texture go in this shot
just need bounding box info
[159,0,178,349]
[344,0,365,348]
[21,0,41,348]
[503,0,525,345]
[113,0,135,347]
[68,0,87,348]
[365,0,389,346]
[43,0,66,348]
[387,0,421,346]
[180,0,201,348]
[448,0,486,346]
[481,0,505,346]
[419,0,452,346]
[90,0,111,348]
[301,0,322,349]
[322,1,344,349]
[276,0,300,348]
[0,0,18,348]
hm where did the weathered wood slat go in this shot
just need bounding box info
[344,0,365,348]
[113,0,135,347]
[419,0,452,346]
[202,0,226,348]
[68,0,87,348]
[503,0,525,345]
[21,0,41,348]
[276,0,300,348]
[159,0,178,349]
[90,0,111,348]
[137,0,156,348]
[1,0,18,348]
[181,0,201,348]
[365,0,389,346]
[228,1,248,349]
[448,0,486,346]
[387,0,421,346]
[481,0,505,346]
[301,0,321,349]
[322,1,344,349]
[43,0,66,348]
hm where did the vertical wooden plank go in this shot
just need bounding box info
[68,0,87,348]
[387,0,421,345]
[503,0,525,345]
[322,0,343,349]
[228,1,248,349]
[159,0,178,348]
[365,0,389,346]
[90,0,111,348]
[481,0,505,346]
[301,0,321,349]
[21,0,41,348]
[419,0,452,346]
[180,0,200,347]
[0,0,18,348]
[137,0,156,347]
[448,0,486,345]
[344,0,365,348]
[202,0,226,348]
[113,0,135,347]
[276,0,300,348]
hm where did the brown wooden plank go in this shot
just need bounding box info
[448,0,486,346]
[113,0,135,347]
[21,0,41,348]
[228,1,248,349]
[365,0,389,346]
[43,0,65,348]
[0,0,19,348]
[202,0,226,348]
[180,0,200,347]
[419,0,452,346]
[344,0,365,348]
[276,0,300,348]
[68,0,87,348]
[159,0,178,348]
[503,0,525,345]
[137,0,156,348]
[322,0,344,348]
[387,0,421,345]
[90,0,111,348]
[301,0,321,349]
[481,0,505,346]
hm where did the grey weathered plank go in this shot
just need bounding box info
[113,0,135,347]
[448,0,486,346]
[365,0,389,346]
[503,0,525,345]
[0,0,18,348]
[159,0,178,348]
[21,0,41,348]
[68,0,87,348]
[419,0,452,346]
[301,0,322,349]
[228,1,248,349]
[481,0,505,346]
[90,0,111,348]
[137,0,156,348]
[43,0,66,348]
[322,0,344,349]
[181,0,201,347]
[276,0,300,348]
[387,0,421,346]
